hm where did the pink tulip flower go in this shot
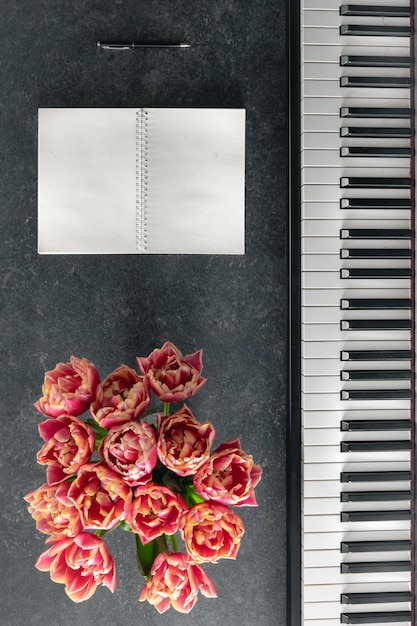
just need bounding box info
[180,501,244,564]
[90,364,150,429]
[36,415,95,485]
[156,406,215,477]
[67,463,131,530]
[127,483,187,544]
[34,356,100,418]
[99,420,157,487]
[35,532,117,602]
[193,437,262,506]
[24,481,82,539]
[139,552,217,613]
[137,342,207,402]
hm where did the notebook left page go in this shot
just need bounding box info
[38,108,137,254]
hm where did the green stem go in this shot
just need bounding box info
[163,402,170,416]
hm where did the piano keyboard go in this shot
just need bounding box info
[289,1,415,624]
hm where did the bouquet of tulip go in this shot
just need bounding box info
[24,342,262,614]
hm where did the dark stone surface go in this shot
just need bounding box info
[0,1,288,624]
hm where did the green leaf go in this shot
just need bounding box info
[135,534,155,579]
[182,483,206,507]
[135,534,170,579]
[118,520,132,532]
[86,419,108,438]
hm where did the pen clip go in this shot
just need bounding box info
[96,41,133,49]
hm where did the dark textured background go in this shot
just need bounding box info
[0,1,288,624]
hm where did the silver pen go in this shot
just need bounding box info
[96,41,191,49]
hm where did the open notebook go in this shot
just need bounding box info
[37,108,245,254]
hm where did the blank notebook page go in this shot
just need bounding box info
[37,108,245,255]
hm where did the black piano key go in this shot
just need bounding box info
[341,470,411,482]
[341,560,411,573]
[341,591,412,605]
[341,611,411,624]
[341,441,412,452]
[340,177,410,188]
[340,268,411,279]
[340,198,411,209]
[340,76,411,89]
[340,55,411,68]
[340,298,412,309]
[340,5,411,17]
[341,349,412,361]
[341,540,412,554]
[340,249,411,259]
[340,319,411,330]
[340,126,411,138]
[340,54,411,67]
[340,24,411,37]
[340,146,412,157]
[341,370,411,381]
[341,490,411,501]
[341,419,411,430]
[341,389,412,400]
[342,510,411,522]
[340,229,412,239]
[340,106,411,118]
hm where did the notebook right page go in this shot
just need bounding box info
[144,108,245,254]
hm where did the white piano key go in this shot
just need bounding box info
[302,289,410,306]
[303,375,410,393]
[304,79,411,99]
[302,272,410,291]
[303,550,410,568]
[302,392,411,411]
[301,408,410,426]
[303,28,410,48]
[303,515,411,534]
[302,619,410,626]
[304,480,411,498]
[302,461,410,481]
[302,307,411,324]
[302,257,411,272]
[302,357,411,376]
[302,133,410,149]
[303,580,411,604]
[302,339,410,359]
[303,495,412,515]
[303,323,411,341]
[303,412,411,432]
[302,202,412,221]
[303,444,411,464]
[303,547,411,568]
[302,44,411,64]
[302,115,411,133]
[301,219,411,237]
[303,428,411,445]
[303,429,344,446]
[303,529,410,550]
[303,558,411,584]
[304,600,411,622]
[303,63,411,81]
[302,185,410,202]
[304,12,410,28]
[302,166,410,185]
[302,150,410,168]
[302,96,411,115]
[303,0,410,8]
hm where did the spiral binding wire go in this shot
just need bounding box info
[135,109,148,251]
